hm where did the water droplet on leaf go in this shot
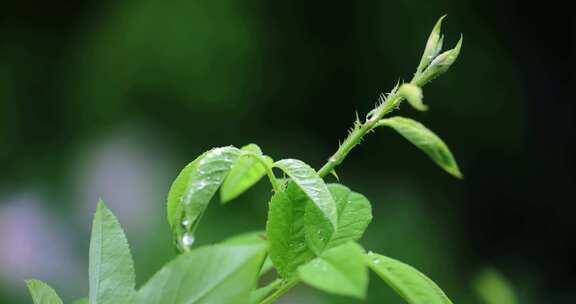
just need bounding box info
[182,233,195,247]
[182,218,191,228]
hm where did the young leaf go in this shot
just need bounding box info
[266,183,315,277]
[399,83,427,111]
[26,279,64,304]
[473,268,518,304]
[305,184,372,254]
[366,252,453,304]
[416,15,446,74]
[73,298,88,304]
[220,144,273,203]
[414,36,463,86]
[298,242,368,299]
[89,200,136,304]
[136,243,267,304]
[274,159,337,228]
[378,116,462,178]
[166,146,241,251]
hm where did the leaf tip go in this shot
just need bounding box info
[434,14,447,33]
[452,168,464,179]
[444,162,464,179]
[453,34,463,55]
[96,197,106,208]
[219,190,233,204]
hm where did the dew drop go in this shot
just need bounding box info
[372,258,381,264]
[182,233,195,247]
[182,218,191,229]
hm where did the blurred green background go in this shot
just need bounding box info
[1,0,574,303]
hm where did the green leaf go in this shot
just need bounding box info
[366,252,453,304]
[259,257,274,276]
[415,35,463,86]
[249,279,281,304]
[266,183,315,277]
[72,298,88,304]
[26,279,63,304]
[167,146,241,251]
[378,116,462,178]
[220,144,273,203]
[222,230,268,245]
[305,184,372,254]
[274,159,337,228]
[298,242,368,299]
[136,243,267,304]
[473,268,518,304]
[89,200,136,304]
[416,15,445,74]
[222,231,273,275]
[399,83,427,111]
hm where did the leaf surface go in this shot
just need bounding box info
[274,159,337,228]
[222,230,267,245]
[366,252,453,304]
[222,231,273,275]
[220,144,273,203]
[305,184,372,254]
[298,242,368,299]
[89,200,136,304]
[378,117,462,178]
[266,184,314,277]
[26,280,63,304]
[136,244,267,304]
[166,146,241,250]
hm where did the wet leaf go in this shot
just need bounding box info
[367,252,453,304]
[137,243,266,304]
[298,242,368,299]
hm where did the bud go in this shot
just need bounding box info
[416,15,446,75]
[399,83,427,111]
[414,35,463,86]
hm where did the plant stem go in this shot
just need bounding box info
[318,93,403,178]
[317,69,436,178]
[259,278,299,304]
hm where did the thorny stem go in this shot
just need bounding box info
[261,17,460,301]
[264,76,430,302]
[317,68,436,179]
[258,278,300,304]
[317,92,404,178]
[260,75,430,302]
